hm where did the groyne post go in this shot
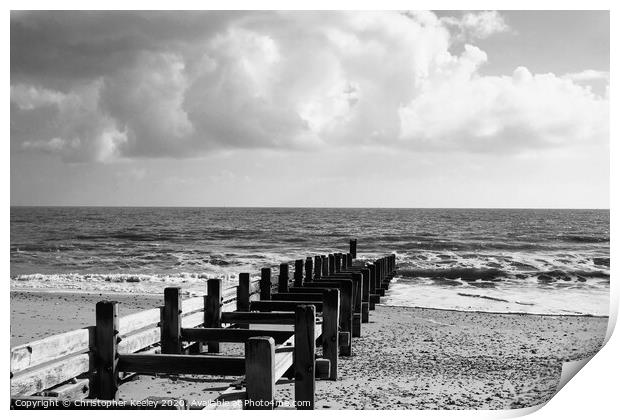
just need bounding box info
[95,301,119,400]
[205,279,222,353]
[162,287,182,354]
[260,268,272,301]
[294,305,316,409]
[294,259,304,287]
[278,263,289,293]
[245,337,275,410]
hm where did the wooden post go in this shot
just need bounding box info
[382,258,387,281]
[322,289,339,380]
[380,258,386,282]
[342,253,348,269]
[368,264,376,293]
[335,253,341,272]
[260,268,271,300]
[321,255,328,276]
[162,287,182,354]
[95,301,119,400]
[352,273,362,338]
[205,279,222,353]
[361,269,370,323]
[278,263,289,293]
[304,257,313,283]
[237,273,250,311]
[314,256,322,280]
[245,337,275,410]
[347,253,353,267]
[328,254,335,274]
[237,273,250,330]
[349,239,357,259]
[374,259,381,288]
[294,305,315,410]
[367,264,376,310]
[294,259,304,287]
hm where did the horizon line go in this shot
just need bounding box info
[9,205,611,211]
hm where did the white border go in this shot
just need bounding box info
[3,2,616,419]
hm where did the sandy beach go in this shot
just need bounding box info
[10,291,608,409]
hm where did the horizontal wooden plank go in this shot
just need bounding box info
[181,311,204,329]
[222,286,237,302]
[118,308,161,335]
[182,328,294,343]
[118,327,160,354]
[221,312,296,325]
[118,354,245,376]
[250,300,323,312]
[271,293,324,301]
[183,296,204,314]
[11,327,92,374]
[11,353,92,397]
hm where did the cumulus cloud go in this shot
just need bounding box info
[10,11,608,162]
[441,11,510,40]
[563,69,609,82]
[399,58,608,153]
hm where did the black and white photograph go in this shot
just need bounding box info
[7,5,613,413]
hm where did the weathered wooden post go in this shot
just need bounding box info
[278,263,289,293]
[322,289,339,380]
[346,253,353,268]
[294,305,316,410]
[375,259,383,289]
[304,257,313,283]
[368,264,377,310]
[328,254,335,274]
[335,253,341,272]
[245,337,275,410]
[205,279,222,353]
[237,273,250,330]
[95,301,119,400]
[294,259,304,287]
[238,273,250,311]
[260,268,271,300]
[321,255,329,276]
[352,273,362,338]
[349,239,357,259]
[381,258,386,283]
[314,256,322,280]
[162,287,182,354]
[361,268,370,323]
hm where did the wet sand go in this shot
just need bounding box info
[10,291,608,409]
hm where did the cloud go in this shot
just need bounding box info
[441,11,510,40]
[398,58,609,153]
[563,69,609,82]
[10,11,608,162]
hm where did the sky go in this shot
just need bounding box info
[10,10,609,208]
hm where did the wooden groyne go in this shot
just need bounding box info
[10,240,397,410]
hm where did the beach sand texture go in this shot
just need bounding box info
[10,291,608,409]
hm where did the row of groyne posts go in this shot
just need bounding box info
[10,240,397,410]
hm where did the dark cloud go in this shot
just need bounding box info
[10,11,608,162]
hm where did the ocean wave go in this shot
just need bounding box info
[10,272,240,296]
[398,267,507,281]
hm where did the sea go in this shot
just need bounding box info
[10,207,610,316]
